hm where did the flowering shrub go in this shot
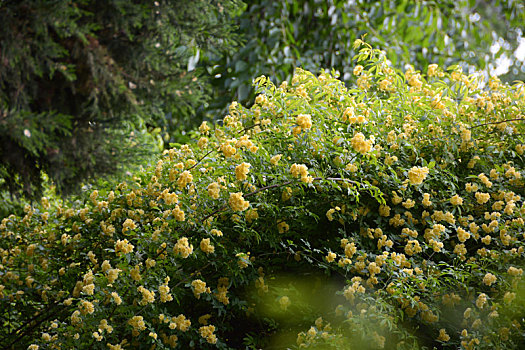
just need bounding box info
[1,40,525,349]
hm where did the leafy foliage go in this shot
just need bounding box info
[206,0,525,118]
[1,41,525,349]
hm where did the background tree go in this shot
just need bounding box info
[204,0,525,119]
[0,0,243,201]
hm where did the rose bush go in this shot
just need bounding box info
[1,40,524,349]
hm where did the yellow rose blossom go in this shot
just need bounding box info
[353,65,364,76]
[114,239,134,256]
[235,162,251,181]
[199,121,211,135]
[200,238,215,254]
[408,166,429,185]
[350,132,373,154]
[191,279,209,299]
[207,182,220,199]
[122,219,136,233]
[326,251,336,263]
[296,114,312,129]
[177,170,193,189]
[483,272,497,286]
[229,192,250,212]
[475,192,490,204]
[450,194,463,206]
[137,286,155,305]
[270,154,282,165]
[174,237,193,258]
[290,163,313,183]
[199,325,217,344]
[277,220,289,233]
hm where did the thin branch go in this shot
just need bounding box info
[187,149,215,171]
[469,117,525,129]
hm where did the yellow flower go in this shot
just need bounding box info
[279,296,291,310]
[174,237,194,258]
[290,163,313,183]
[192,279,209,299]
[350,132,373,154]
[457,227,470,243]
[296,114,312,129]
[200,238,215,254]
[482,273,497,286]
[326,252,336,263]
[137,286,155,305]
[111,292,122,305]
[282,187,293,201]
[270,154,282,165]
[427,64,438,77]
[207,182,220,199]
[197,137,208,149]
[245,208,259,223]
[378,204,390,217]
[220,143,237,157]
[210,229,223,237]
[475,293,487,309]
[172,205,185,221]
[229,192,250,212]
[450,194,463,206]
[82,283,95,295]
[177,170,193,189]
[115,239,134,256]
[277,220,289,233]
[508,266,523,276]
[475,192,490,204]
[199,121,211,135]
[80,300,95,315]
[122,219,136,233]
[408,166,429,185]
[235,162,251,181]
[353,65,364,76]
[199,325,217,344]
[128,316,146,333]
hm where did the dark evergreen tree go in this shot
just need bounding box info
[0,0,243,199]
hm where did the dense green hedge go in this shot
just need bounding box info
[1,41,524,349]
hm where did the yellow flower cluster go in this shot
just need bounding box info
[407,166,429,185]
[122,218,136,233]
[277,220,289,233]
[199,325,217,344]
[290,163,313,183]
[450,194,463,206]
[482,273,497,286]
[235,162,251,181]
[229,192,250,212]
[207,182,220,199]
[296,114,312,130]
[215,277,230,305]
[173,237,193,258]
[200,238,215,254]
[177,170,193,189]
[137,286,155,305]
[220,142,237,157]
[270,154,282,165]
[128,316,146,334]
[159,277,173,303]
[475,192,490,204]
[191,279,210,299]
[350,132,373,154]
[114,239,134,256]
[279,296,291,310]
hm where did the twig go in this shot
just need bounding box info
[469,117,525,129]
